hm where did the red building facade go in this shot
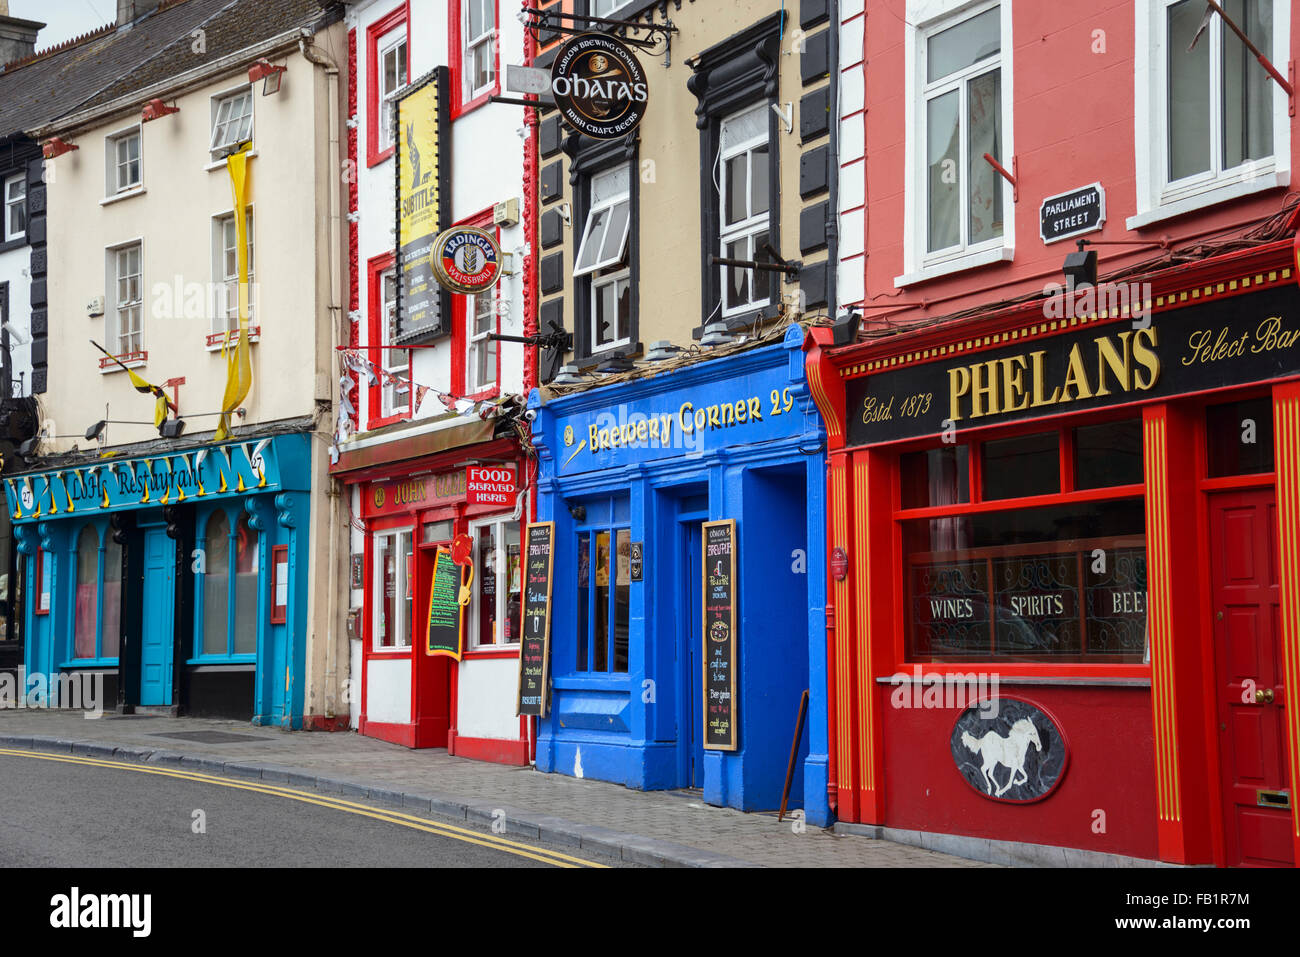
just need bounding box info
[810,0,1300,866]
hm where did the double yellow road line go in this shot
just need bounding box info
[0,746,604,868]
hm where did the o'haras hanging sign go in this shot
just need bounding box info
[550,33,648,140]
[431,226,502,295]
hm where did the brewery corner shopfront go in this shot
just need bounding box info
[5,429,314,725]
[530,327,832,825]
[807,242,1300,866]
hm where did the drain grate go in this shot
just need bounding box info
[145,731,273,744]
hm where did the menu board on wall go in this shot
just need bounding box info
[426,547,463,660]
[702,520,738,752]
[517,522,555,717]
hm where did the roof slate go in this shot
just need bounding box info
[0,0,335,138]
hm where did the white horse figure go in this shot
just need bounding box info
[961,718,1043,796]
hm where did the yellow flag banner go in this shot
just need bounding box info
[89,339,172,428]
[216,143,255,441]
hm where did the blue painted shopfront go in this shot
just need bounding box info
[531,327,831,825]
[6,431,313,726]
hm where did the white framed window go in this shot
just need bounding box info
[108,242,143,356]
[380,269,409,418]
[106,127,142,195]
[212,209,255,336]
[378,30,408,152]
[467,290,498,393]
[373,528,414,650]
[210,88,254,159]
[464,0,496,101]
[718,103,772,317]
[576,166,632,353]
[468,517,521,648]
[3,173,25,242]
[591,0,633,16]
[1131,0,1291,228]
[897,0,1014,287]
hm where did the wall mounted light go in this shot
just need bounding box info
[596,355,634,374]
[42,137,78,159]
[249,59,287,96]
[830,309,860,347]
[699,321,733,348]
[552,364,587,386]
[141,98,179,122]
[645,340,682,362]
[1063,243,1098,288]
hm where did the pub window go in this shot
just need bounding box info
[105,126,142,196]
[197,509,260,658]
[1075,419,1145,489]
[1134,0,1288,225]
[213,208,255,337]
[575,524,630,674]
[982,431,1058,501]
[468,518,521,648]
[373,527,414,650]
[574,165,632,355]
[899,424,1148,663]
[461,0,496,104]
[900,446,970,510]
[377,30,408,152]
[1207,397,1275,477]
[74,525,124,661]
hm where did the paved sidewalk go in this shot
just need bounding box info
[0,710,993,868]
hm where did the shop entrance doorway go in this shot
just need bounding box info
[1209,487,1293,866]
[139,527,174,706]
[681,519,705,788]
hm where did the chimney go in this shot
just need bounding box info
[0,9,43,67]
[117,0,163,28]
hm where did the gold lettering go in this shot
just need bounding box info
[1030,351,1062,408]
[1093,332,1132,398]
[695,408,707,432]
[970,360,1000,418]
[747,397,762,421]
[636,420,648,443]
[1059,344,1093,402]
[999,356,1029,413]
[735,400,748,424]
[1133,326,1160,390]
[721,403,735,426]
[708,405,721,429]
[661,415,673,446]
[948,366,971,422]
[648,418,659,442]
[589,424,600,450]
[679,402,694,433]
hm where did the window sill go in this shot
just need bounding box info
[367,646,413,657]
[100,186,146,206]
[366,144,395,169]
[454,82,499,120]
[1127,170,1290,230]
[205,150,257,172]
[205,327,261,351]
[185,656,256,667]
[59,658,120,669]
[99,352,147,372]
[0,234,26,253]
[463,645,520,660]
[894,245,1015,288]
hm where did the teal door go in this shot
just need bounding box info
[140,528,174,706]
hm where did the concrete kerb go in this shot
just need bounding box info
[2,732,759,868]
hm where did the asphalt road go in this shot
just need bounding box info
[0,751,619,868]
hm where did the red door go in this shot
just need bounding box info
[1209,488,1293,867]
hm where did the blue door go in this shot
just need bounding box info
[682,521,704,788]
[140,529,174,706]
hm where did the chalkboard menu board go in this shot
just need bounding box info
[516,522,555,717]
[702,520,738,751]
[426,548,464,660]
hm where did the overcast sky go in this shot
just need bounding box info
[8,0,114,52]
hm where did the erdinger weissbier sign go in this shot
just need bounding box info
[395,68,450,341]
[702,520,738,751]
[517,522,555,717]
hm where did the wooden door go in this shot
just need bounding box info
[1209,488,1293,866]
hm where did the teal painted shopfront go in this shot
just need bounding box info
[5,431,313,725]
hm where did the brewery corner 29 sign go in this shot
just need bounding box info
[396,68,451,341]
[551,33,648,140]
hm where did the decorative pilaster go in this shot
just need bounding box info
[1272,382,1300,864]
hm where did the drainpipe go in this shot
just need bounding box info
[825,0,842,822]
[301,31,344,725]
